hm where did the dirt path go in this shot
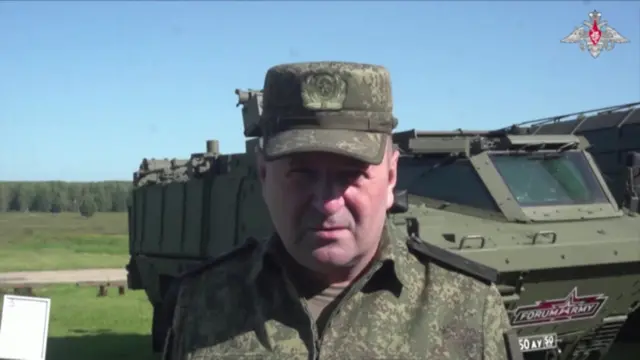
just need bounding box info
[0,268,127,286]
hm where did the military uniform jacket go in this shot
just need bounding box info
[163,220,516,360]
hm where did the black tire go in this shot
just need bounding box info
[616,308,640,343]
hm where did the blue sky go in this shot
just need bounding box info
[1,1,638,181]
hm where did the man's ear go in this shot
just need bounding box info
[388,148,399,186]
[385,147,400,209]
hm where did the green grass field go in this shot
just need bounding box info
[0,212,129,272]
[0,211,156,360]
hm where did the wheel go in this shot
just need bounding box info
[616,308,640,343]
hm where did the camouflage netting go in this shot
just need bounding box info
[134,158,190,187]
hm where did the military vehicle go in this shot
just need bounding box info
[500,101,640,349]
[125,91,640,360]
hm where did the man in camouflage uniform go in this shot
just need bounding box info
[162,62,522,359]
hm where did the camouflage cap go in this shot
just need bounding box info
[259,61,397,165]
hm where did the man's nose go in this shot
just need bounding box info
[310,175,345,215]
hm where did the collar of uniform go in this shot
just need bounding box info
[246,236,276,282]
[257,219,412,288]
[375,220,412,287]
[263,232,290,266]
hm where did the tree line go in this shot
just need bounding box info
[0,181,132,214]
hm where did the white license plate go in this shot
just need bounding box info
[518,333,557,353]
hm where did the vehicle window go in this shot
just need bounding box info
[397,157,500,211]
[489,152,609,206]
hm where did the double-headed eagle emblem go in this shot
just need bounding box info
[561,10,629,58]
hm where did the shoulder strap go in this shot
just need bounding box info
[406,235,498,285]
[160,237,260,335]
[179,237,260,281]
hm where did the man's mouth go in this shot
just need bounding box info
[311,226,347,231]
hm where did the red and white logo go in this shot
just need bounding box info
[510,287,608,327]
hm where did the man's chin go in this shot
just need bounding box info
[309,228,351,241]
[310,246,353,267]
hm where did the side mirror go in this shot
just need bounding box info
[389,189,409,214]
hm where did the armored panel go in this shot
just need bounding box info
[141,185,163,253]
[182,179,204,257]
[161,183,185,254]
[620,120,640,150]
[590,152,622,174]
[205,175,240,256]
[133,187,146,253]
[531,108,640,155]
[236,177,273,243]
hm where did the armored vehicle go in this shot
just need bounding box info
[501,101,640,350]
[126,91,640,360]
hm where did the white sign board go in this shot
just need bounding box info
[0,295,51,360]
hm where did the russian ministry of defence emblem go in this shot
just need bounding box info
[301,73,347,111]
[561,10,629,58]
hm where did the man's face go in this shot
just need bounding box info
[257,141,399,274]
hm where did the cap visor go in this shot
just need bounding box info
[263,129,387,165]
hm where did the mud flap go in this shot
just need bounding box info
[152,303,167,352]
[153,277,183,352]
[161,327,174,360]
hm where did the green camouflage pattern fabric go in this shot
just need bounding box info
[163,220,514,360]
[259,62,397,165]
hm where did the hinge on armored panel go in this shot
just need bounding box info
[501,271,528,312]
[497,284,520,307]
